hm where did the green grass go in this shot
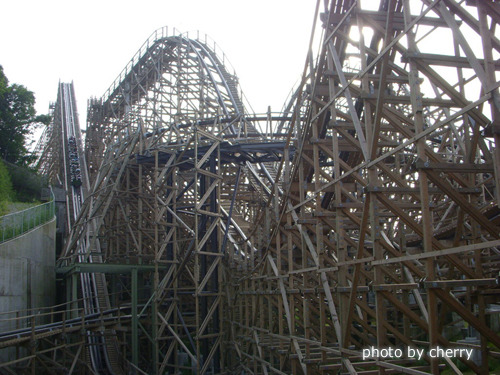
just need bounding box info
[6,201,40,214]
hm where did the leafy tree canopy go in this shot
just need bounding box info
[0,65,50,166]
[0,158,13,214]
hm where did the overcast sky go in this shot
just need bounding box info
[1,0,318,127]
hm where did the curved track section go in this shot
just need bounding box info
[85,30,262,181]
[62,29,292,374]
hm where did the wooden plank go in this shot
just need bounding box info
[425,169,500,237]
[433,288,500,349]
[371,239,500,265]
[266,255,308,373]
[157,312,198,366]
[327,40,369,161]
[288,93,492,212]
[402,52,500,69]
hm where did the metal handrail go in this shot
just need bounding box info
[0,188,55,243]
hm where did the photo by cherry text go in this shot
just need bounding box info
[362,346,473,361]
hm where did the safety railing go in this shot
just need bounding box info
[0,191,55,243]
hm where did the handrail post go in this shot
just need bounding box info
[30,315,36,375]
[16,311,20,359]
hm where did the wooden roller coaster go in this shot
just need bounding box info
[1,1,499,374]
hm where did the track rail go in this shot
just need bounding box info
[59,83,121,374]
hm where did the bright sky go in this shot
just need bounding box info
[0,0,317,127]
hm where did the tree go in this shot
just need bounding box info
[0,65,50,166]
[0,159,13,214]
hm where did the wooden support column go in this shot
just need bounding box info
[131,267,138,369]
[404,2,438,373]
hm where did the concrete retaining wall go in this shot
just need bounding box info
[0,218,56,361]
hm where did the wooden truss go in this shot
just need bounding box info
[58,29,289,374]
[228,0,500,374]
[19,1,500,374]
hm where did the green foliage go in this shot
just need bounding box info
[4,161,47,202]
[0,159,13,215]
[0,65,49,166]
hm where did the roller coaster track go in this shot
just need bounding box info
[55,30,291,375]
[59,83,123,374]
[1,84,125,374]
[7,1,500,374]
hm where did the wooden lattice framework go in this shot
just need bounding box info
[60,29,289,374]
[9,1,500,374]
[228,0,500,374]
